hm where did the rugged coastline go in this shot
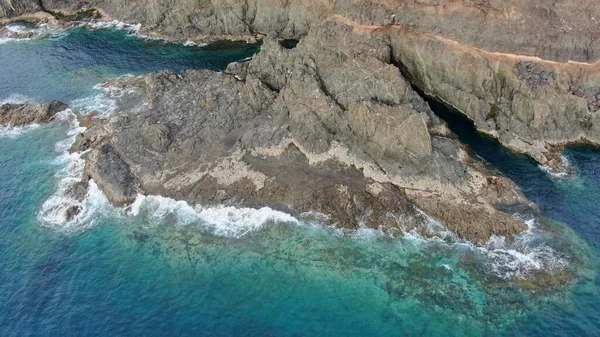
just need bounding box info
[3,7,600,333]
[69,22,533,246]
[3,1,600,170]
[2,1,599,244]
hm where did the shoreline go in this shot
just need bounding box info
[0,7,592,292]
[0,9,264,45]
[4,10,599,177]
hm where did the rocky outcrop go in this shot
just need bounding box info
[3,1,600,170]
[383,23,600,170]
[73,20,533,244]
[0,100,67,126]
[3,0,595,241]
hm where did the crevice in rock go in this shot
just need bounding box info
[279,39,299,49]
[257,78,280,93]
[37,0,47,12]
[384,44,543,178]
[312,66,346,111]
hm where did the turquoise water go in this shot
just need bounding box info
[0,24,599,336]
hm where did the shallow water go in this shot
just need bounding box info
[0,23,599,336]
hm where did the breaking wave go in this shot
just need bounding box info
[80,20,142,33]
[129,195,299,238]
[37,110,100,234]
[0,22,66,44]
[345,211,571,281]
[30,104,571,282]
[38,127,570,280]
[69,77,139,118]
[70,91,118,117]
[0,124,40,138]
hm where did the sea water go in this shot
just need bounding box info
[0,23,599,336]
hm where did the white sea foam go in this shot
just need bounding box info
[129,194,299,238]
[0,22,66,44]
[482,217,569,279]
[70,93,118,117]
[442,264,454,271]
[80,20,172,44]
[69,79,138,118]
[0,93,33,105]
[390,209,569,280]
[34,109,569,277]
[0,37,26,44]
[39,179,112,235]
[37,111,96,234]
[0,123,40,138]
[36,128,570,279]
[539,155,571,178]
[183,40,208,47]
[390,208,460,243]
[82,20,141,33]
[29,85,569,279]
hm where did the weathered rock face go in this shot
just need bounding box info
[73,20,532,244]
[385,24,600,170]
[4,0,600,63]
[4,1,600,171]
[0,100,67,126]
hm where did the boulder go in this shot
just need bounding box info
[0,100,67,126]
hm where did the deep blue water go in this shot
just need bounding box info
[0,23,599,336]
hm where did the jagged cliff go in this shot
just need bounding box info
[69,22,531,244]
[3,0,599,169]
[2,0,599,242]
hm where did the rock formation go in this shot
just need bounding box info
[3,1,599,63]
[3,0,598,242]
[70,20,532,244]
[2,1,599,170]
[0,100,67,126]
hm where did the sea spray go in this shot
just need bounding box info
[0,22,67,44]
[0,123,40,138]
[81,20,142,33]
[36,77,143,231]
[37,109,90,233]
[33,105,574,281]
[130,194,299,238]
[124,192,572,281]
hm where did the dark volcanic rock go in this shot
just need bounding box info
[513,61,556,91]
[0,100,67,126]
[84,143,137,206]
[64,205,82,222]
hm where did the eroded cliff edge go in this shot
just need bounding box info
[68,21,532,244]
[3,0,599,170]
[2,0,599,243]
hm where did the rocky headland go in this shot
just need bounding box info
[68,22,531,244]
[2,0,599,243]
